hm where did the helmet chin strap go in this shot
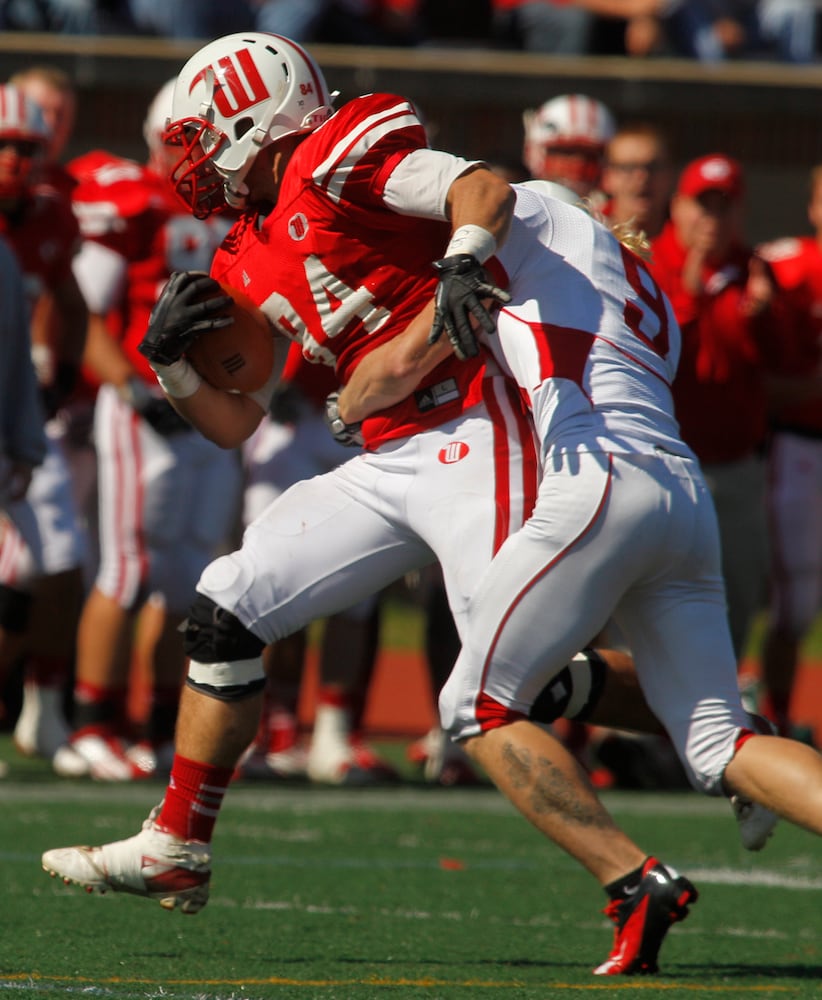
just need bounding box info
[224,179,249,210]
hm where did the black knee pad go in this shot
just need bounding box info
[182,594,266,662]
[529,648,607,725]
[0,584,33,633]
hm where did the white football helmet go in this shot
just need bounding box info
[144,78,177,158]
[523,94,615,195]
[163,32,335,218]
[0,84,49,199]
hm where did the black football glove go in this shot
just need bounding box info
[324,391,364,448]
[428,253,511,361]
[138,270,233,367]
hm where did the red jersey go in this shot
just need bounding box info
[650,222,784,464]
[757,235,822,436]
[32,161,78,204]
[211,93,487,450]
[0,185,78,307]
[280,341,338,409]
[69,150,230,384]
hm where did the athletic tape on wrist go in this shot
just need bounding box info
[152,358,202,399]
[445,224,496,264]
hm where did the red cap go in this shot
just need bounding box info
[676,154,744,200]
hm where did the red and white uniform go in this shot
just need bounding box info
[241,343,346,525]
[439,187,752,794]
[0,181,86,585]
[70,151,241,613]
[197,94,538,646]
[758,235,822,637]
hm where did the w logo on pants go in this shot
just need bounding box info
[438,441,469,464]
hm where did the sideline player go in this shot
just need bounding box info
[0,84,88,764]
[522,93,615,207]
[53,81,242,780]
[43,32,699,976]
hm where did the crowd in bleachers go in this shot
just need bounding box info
[0,0,819,63]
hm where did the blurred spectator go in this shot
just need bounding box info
[494,0,667,55]
[494,0,595,53]
[127,0,252,37]
[650,153,784,661]
[757,0,818,62]
[249,0,328,39]
[125,0,419,43]
[600,120,674,239]
[10,65,97,571]
[0,0,133,32]
[753,165,822,739]
[312,0,420,44]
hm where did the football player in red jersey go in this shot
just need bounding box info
[10,65,77,202]
[755,167,822,741]
[41,35,696,978]
[0,83,88,766]
[52,81,242,781]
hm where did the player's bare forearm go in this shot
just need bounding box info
[446,166,515,247]
[338,301,451,423]
[83,313,135,388]
[168,379,266,449]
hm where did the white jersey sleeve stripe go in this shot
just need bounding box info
[384,149,484,220]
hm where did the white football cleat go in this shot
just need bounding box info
[13,683,72,760]
[731,795,779,852]
[54,729,144,781]
[307,705,399,786]
[42,807,211,913]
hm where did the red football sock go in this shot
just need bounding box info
[158,754,234,843]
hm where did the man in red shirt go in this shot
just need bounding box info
[650,153,783,662]
[755,167,822,739]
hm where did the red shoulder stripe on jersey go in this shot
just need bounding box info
[312,101,422,203]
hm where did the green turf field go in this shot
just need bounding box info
[1,736,821,1000]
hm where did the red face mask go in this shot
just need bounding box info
[534,145,604,194]
[163,118,228,220]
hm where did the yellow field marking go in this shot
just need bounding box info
[1,972,793,993]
